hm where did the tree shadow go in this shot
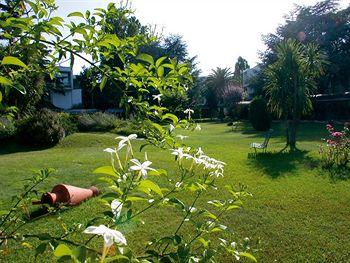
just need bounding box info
[0,139,51,155]
[247,150,318,179]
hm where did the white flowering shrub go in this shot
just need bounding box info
[0,1,256,262]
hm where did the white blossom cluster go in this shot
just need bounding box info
[171,147,226,177]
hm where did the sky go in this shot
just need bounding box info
[55,0,349,75]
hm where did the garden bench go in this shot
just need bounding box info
[250,129,273,154]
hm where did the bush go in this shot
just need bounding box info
[319,123,349,169]
[0,117,16,141]
[58,112,78,136]
[76,112,118,132]
[249,96,271,131]
[113,119,145,138]
[17,109,64,147]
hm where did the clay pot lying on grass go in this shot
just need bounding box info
[39,184,100,206]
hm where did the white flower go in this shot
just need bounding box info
[169,124,175,133]
[117,143,126,152]
[196,147,204,155]
[83,225,127,247]
[171,147,188,160]
[104,148,116,154]
[152,94,162,102]
[195,124,201,131]
[219,238,228,246]
[189,207,197,213]
[230,241,236,248]
[184,108,194,114]
[184,108,194,119]
[129,159,156,178]
[116,134,137,149]
[176,135,188,141]
[175,181,182,188]
[111,199,122,218]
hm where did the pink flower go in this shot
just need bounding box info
[326,124,333,131]
[327,139,335,146]
[331,132,343,138]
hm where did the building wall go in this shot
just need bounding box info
[51,89,82,109]
[50,66,82,109]
[243,65,261,100]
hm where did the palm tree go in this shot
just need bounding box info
[265,39,327,151]
[206,67,233,100]
[205,67,233,118]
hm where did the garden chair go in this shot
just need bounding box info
[250,129,273,154]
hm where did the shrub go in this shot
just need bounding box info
[319,123,349,169]
[249,96,271,131]
[58,112,78,136]
[222,84,243,119]
[113,119,145,138]
[17,109,64,147]
[76,112,118,132]
[0,117,16,141]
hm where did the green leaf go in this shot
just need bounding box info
[162,113,179,124]
[2,56,28,69]
[72,246,86,262]
[13,83,26,94]
[138,180,163,197]
[0,92,2,103]
[0,76,12,86]
[100,75,107,91]
[93,166,118,178]
[156,56,167,68]
[239,252,257,262]
[0,210,9,216]
[168,197,185,209]
[157,66,164,77]
[67,12,85,19]
[35,243,47,257]
[54,244,72,258]
[137,54,154,65]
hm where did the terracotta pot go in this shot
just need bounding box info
[41,184,99,206]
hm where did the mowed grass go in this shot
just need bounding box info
[1,122,350,262]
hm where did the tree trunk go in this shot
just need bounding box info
[288,119,298,151]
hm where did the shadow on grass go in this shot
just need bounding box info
[0,139,50,155]
[247,150,318,179]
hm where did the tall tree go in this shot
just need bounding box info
[206,67,233,100]
[262,0,350,94]
[204,67,233,118]
[265,39,327,151]
[233,56,250,89]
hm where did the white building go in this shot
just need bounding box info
[50,66,82,109]
[243,65,261,100]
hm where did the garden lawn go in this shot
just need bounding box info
[1,122,349,262]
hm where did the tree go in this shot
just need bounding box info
[206,67,233,100]
[265,39,327,151]
[233,56,250,89]
[205,67,233,118]
[262,0,350,94]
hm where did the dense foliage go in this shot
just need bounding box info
[249,97,271,131]
[0,116,16,140]
[262,0,350,95]
[76,112,118,132]
[265,39,326,151]
[17,108,64,147]
[0,1,255,262]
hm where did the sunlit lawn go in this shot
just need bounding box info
[1,121,350,262]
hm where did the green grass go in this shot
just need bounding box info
[1,122,350,262]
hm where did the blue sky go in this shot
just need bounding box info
[55,0,349,75]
